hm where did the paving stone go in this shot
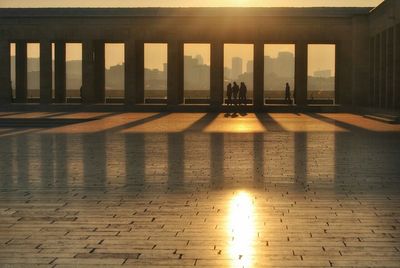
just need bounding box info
[0,112,399,267]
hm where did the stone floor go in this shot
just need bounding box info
[0,112,399,267]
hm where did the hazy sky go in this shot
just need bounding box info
[0,0,384,8]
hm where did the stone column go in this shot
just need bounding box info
[374,35,381,107]
[351,16,370,107]
[395,25,400,110]
[40,40,52,104]
[294,41,307,106]
[82,40,95,103]
[94,41,105,103]
[124,39,136,105]
[0,41,11,104]
[387,27,394,109]
[55,41,66,103]
[16,41,27,103]
[369,37,375,107]
[210,41,223,108]
[380,31,387,108]
[336,41,353,105]
[253,41,264,110]
[135,41,144,104]
[167,40,184,106]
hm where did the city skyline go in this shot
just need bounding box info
[12,43,335,75]
[15,50,334,76]
[13,52,334,93]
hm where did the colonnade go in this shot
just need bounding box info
[0,39,316,108]
[370,25,400,110]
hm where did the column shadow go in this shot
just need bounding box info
[185,113,218,132]
[294,132,308,190]
[0,112,24,118]
[40,134,54,187]
[0,136,14,189]
[125,133,145,188]
[253,133,265,186]
[255,113,286,132]
[210,133,224,188]
[103,112,170,134]
[306,113,369,133]
[168,133,184,189]
[54,134,68,188]
[16,135,29,188]
[83,132,106,190]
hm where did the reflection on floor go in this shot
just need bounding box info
[0,112,399,267]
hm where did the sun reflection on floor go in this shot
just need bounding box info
[228,191,256,268]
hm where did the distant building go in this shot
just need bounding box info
[195,55,204,65]
[184,55,210,91]
[264,52,295,92]
[224,67,232,80]
[264,52,294,79]
[276,52,294,78]
[106,64,124,90]
[313,70,332,78]
[247,60,253,73]
[231,57,243,80]
[145,68,167,90]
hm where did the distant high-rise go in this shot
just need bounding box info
[264,52,294,78]
[275,52,294,78]
[184,55,210,91]
[247,60,254,73]
[231,57,243,80]
[195,55,204,65]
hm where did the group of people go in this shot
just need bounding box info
[226,82,248,106]
[226,81,293,106]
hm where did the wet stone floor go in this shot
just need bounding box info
[0,112,399,267]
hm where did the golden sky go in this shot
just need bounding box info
[0,0,384,7]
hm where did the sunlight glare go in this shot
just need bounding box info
[228,191,256,268]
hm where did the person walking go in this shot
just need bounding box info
[226,83,232,106]
[239,82,244,105]
[239,82,248,106]
[232,82,239,106]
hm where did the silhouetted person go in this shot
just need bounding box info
[232,82,239,106]
[285,82,291,104]
[239,82,247,106]
[226,83,232,106]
